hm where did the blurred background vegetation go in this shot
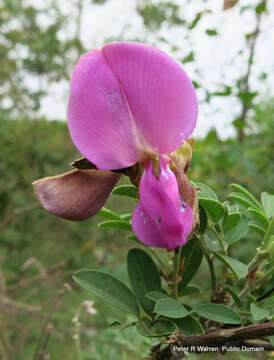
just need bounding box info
[0,0,273,359]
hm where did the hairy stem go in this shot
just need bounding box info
[172,247,182,299]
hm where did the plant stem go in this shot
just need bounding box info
[212,227,226,254]
[152,322,274,358]
[239,266,274,301]
[199,235,217,299]
[247,254,260,272]
[254,267,274,286]
[172,247,182,299]
[34,283,71,360]
[0,324,10,360]
[239,280,251,301]
[75,321,83,360]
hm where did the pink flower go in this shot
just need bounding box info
[33,42,198,250]
[132,156,193,250]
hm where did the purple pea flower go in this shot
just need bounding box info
[33,42,198,250]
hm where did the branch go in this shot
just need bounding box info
[0,322,11,360]
[258,287,274,301]
[0,295,41,313]
[0,203,41,229]
[33,283,71,360]
[176,322,274,346]
[151,322,274,359]
[7,261,66,293]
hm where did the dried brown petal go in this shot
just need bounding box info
[170,153,199,230]
[33,169,121,221]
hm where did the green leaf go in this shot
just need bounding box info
[224,219,249,245]
[136,319,152,337]
[127,248,161,315]
[146,291,169,302]
[248,208,269,229]
[179,286,201,297]
[96,207,121,220]
[189,12,202,29]
[255,1,267,14]
[198,204,207,234]
[152,320,176,336]
[192,80,200,89]
[206,29,218,36]
[97,220,132,232]
[269,336,274,347]
[154,298,189,319]
[213,86,232,97]
[194,303,241,324]
[112,185,139,199]
[136,318,176,337]
[205,230,221,252]
[229,204,240,213]
[222,212,241,232]
[214,253,248,279]
[195,182,218,200]
[263,296,274,310]
[261,192,274,219]
[230,183,262,209]
[73,270,139,315]
[120,213,132,221]
[173,316,205,335]
[199,198,224,223]
[182,51,194,64]
[250,303,269,321]
[223,285,242,308]
[249,222,265,237]
[178,238,203,291]
[229,193,256,209]
[237,91,257,106]
[127,234,142,245]
[261,217,274,249]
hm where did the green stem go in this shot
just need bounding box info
[239,280,251,301]
[212,227,226,254]
[199,235,217,299]
[254,267,274,287]
[172,247,182,299]
[247,253,263,272]
[239,265,274,301]
[245,218,274,272]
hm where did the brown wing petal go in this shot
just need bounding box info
[33,169,121,221]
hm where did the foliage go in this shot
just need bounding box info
[75,175,274,356]
[1,0,273,358]
[0,0,85,119]
[0,97,273,357]
[192,99,274,197]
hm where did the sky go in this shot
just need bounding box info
[37,0,274,139]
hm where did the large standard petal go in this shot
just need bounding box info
[33,169,121,221]
[68,43,198,171]
[102,42,198,155]
[67,49,138,170]
[131,157,193,250]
